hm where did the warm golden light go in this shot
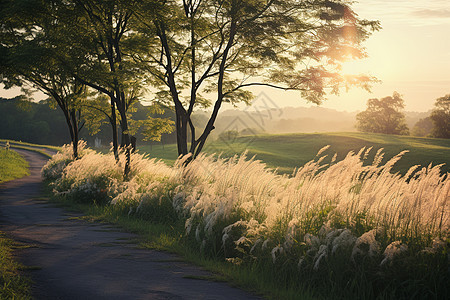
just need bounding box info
[340,59,365,76]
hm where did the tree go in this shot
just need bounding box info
[0,0,149,172]
[59,0,145,174]
[0,2,87,159]
[411,117,433,137]
[430,94,450,139]
[135,0,380,159]
[356,92,409,135]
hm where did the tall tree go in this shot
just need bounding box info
[61,0,145,174]
[430,94,450,139]
[134,0,380,158]
[0,2,87,158]
[356,92,409,135]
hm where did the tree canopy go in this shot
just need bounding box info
[1,0,380,163]
[134,0,380,157]
[430,94,450,139]
[356,92,409,135]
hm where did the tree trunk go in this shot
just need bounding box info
[61,108,77,160]
[117,100,131,177]
[110,97,119,161]
[70,110,79,160]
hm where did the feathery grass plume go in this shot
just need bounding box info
[44,144,450,298]
[41,141,89,180]
[316,145,330,157]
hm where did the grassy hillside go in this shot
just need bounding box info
[139,132,450,174]
[0,148,30,183]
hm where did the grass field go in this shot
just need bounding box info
[139,132,450,174]
[0,148,30,183]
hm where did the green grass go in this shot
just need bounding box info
[0,140,60,159]
[0,139,61,151]
[48,195,317,300]
[0,148,30,183]
[0,144,44,299]
[139,132,450,174]
[0,232,32,299]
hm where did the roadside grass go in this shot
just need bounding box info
[0,232,32,299]
[43,140,449,299]
[0,148,30,183]
[139,132,450,174]
[0,139,60,158]
[36,135,449,299]
[47,194,318,300]
[0,139,61,152]
[0,144,51,299]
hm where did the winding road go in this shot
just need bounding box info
[0,148,261,300]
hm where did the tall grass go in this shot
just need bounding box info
[43,142,449,299]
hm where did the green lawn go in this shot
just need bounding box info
[0,148,30,183]
[139,132,450,174]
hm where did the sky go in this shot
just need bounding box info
[1,0,449,113]
[247,0,450,112]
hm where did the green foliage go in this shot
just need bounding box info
[0,147,29,183]
[135,0,380,156]
[430,94,450,139]
[140,118,175,142]
[128,103,175,142]
[411,116,433,137]
[356,92,409,135]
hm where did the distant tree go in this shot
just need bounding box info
[136,0,380,159]
[0,97,71,145]
[218,130,239,142]
[240,128,264,136]
[411,117,433,137]
[356,92,409,135]
[430,94,450,139]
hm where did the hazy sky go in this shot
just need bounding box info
[268,0,450,112]
[1,0,449,112]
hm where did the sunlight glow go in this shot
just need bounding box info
[340,59,367,76]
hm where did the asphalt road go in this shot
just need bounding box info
[0,149,261,300]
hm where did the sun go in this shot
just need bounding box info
[340,59,365,75]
